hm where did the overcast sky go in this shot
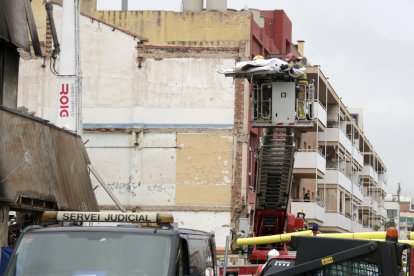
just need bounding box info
[97,0,414,196]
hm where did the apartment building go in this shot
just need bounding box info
[290,66,388,233]
[385,194,414,239]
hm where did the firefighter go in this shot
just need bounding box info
[253,55,265,60]
[296,210,308,231]
[267,249,280,260]
[296,209,306,219]
[284,53,307,120]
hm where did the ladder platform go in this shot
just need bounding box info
[224,71,295,82]
[252,120,314,128]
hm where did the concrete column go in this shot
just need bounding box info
[297,40,305,57]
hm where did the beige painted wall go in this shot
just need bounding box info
[77,1,251,46]
[176,133,232,206]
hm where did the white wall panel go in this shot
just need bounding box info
[172,211,231,248]
[132,107,234,126]
[138,148,176,205]
[141,133,176,148]
[84,132,178,206]
[138,58,235,109]
[18,6,139,124]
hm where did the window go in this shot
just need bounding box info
[339,191,344,213]
[325,189,337,212]
[387,209,398,219]
[187,236,214,276]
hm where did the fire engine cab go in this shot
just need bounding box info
[3,211,217,276]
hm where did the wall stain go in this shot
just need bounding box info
[146,184,174,196]
[108,176,138,197]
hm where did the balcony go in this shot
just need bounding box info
[312,101,327,129]
[324,212,352,232]
[319,169,352,193]
[291,201,326,223]
[377,174,387,191]
[352,183,363,201]
[363,196,378,212]
[361,165,378,183]
[351,220,365,232]
[378,206,387,218]
[318,128,352,154]
[293,150,326,178]
[352,146,363,167]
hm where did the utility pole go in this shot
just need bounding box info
[397,182,401,235]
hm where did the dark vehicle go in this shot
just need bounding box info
[4,211,216,276]
[263,234,410,276]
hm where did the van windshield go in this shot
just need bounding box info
[6,231,172,276]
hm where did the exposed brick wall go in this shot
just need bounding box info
[231,77,246,227]
[45,18,53,57]
[140,44,240,59]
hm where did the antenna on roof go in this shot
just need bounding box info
[397,182,401,203]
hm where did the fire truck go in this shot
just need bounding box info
[219,57,315,274]
[219,58,414,276]
[237,227,413,275]
[3,211,217,276]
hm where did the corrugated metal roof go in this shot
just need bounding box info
[0,0,30,51]
[0,0,42,56]
[0,106,98,211]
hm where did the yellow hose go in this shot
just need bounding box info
[317,231,386,240]
[236,230,313,246]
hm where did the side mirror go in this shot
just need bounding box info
[204,267,214,276]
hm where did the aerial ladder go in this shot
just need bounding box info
[221,57,316,267]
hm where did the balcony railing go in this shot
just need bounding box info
[378,206,387,218]
[294,150,326,175]
[352,146,363,167]
[361,165,378,183]
[351,220,365,232]
[318,128,352,154]
[352,183,363,201]
[312,101,327,128]
[363,196,378,212]
[377,174,387,191]
[291,201,326,222]
[320,169,352,193]
[378,173,388,184]
[324,212,352,231]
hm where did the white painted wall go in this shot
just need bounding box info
[86,57,236,127]
[85,132,177,206]
[172,211,231,248]
[18,5,139,124]
[18,6,236,129]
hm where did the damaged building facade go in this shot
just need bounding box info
[18,0,296,247]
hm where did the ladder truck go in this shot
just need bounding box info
[220,57,316,274]
[222,59,412,276]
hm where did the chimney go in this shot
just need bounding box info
[206,0,227,11]
[122,0,128,11]
[297,40,305,57]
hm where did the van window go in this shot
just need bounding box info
[187,237,214,275]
